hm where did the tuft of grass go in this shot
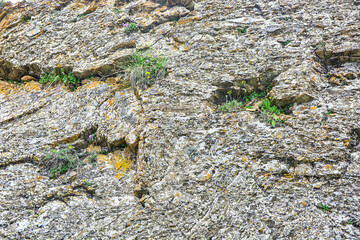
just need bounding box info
[122,50,168,89]
[218,91,243,112]
[42,146,97,179]
[40,68,80,91]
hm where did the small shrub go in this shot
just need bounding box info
[123,22,139,35]
[123,50,168,89]
[20,16,30,23]
[43,146,80,178]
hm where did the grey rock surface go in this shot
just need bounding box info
[0,0,360,239]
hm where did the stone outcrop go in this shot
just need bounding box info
[0,0,359,239]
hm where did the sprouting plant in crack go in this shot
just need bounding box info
[237,28,246,34]
[282,40,291,46]
[324,110,332,116]
[42,146,96,179]
[259,98,285,127]
[83,179,94,187]
[89,132,97,144]
[39,68,80,91]
[121,50,168,89]
[318,203,330,211]
[218,90,243,112]
[123,22,138,35]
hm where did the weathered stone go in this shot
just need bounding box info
[20,75,37,82]
[0,0,359,239]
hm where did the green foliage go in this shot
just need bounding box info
[124,22,139,35]
[237,28,246,34]
[43,146,96,179]
[89,153,97,163]
[324,110,332,116]
[113,8,122,14]
[218,91,243,112]
[40,68,80,91]
[325,73,331,78]
[259,98,284,127]
[76,13,88,21]
[43,146,80,178]
[20,16,30,23]
[0,0,6,7]
[123,50,168,89]
[282,40,291,46]
[88,132,97,144]
[319,203,330,211]
[83,179,97,187]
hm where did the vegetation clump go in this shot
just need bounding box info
[218,82,290,127]
[40,68,80,91]
[122,50,168,89]
[218,91,243,112]
[42,146,97,179]
[123,22,139,35]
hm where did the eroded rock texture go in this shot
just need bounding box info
[0,0,360,239]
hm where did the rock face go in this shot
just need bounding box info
[1,0,360,239]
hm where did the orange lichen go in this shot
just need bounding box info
[85,81,102,89]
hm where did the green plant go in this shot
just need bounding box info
[325,73,331,78]
[113,8,122,14]
[324,110,332,116]
[89,153,97,163]
[89,132,97,144]
[237,28,246,34]
[20,16,30,23]
[259,98,283,127]
[123,22,139,35]
[83,180,94,187]
[43,146,80,178]
[218,91,243,112]
[39,68,80,91]
[282,40,291,46]
[42,146,96,179]
[76,13,87,21]
[123,50,168,89]
[319,203,330,211]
